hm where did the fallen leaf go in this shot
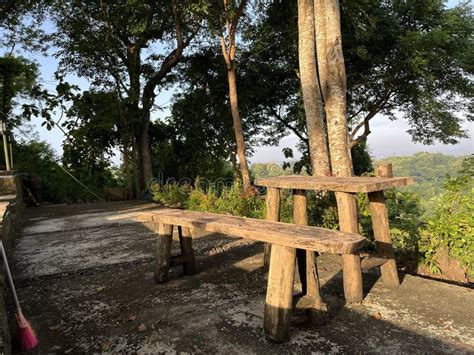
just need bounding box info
[96,287,105,292]
[128,315,137,321]
[49,324,61,331]
[102,340,111,351]
[373,312,382,320]
[138,323,147,332]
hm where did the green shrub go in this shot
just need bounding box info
[419,172,474,276]
[151,183,190,208]
[358,190,424,259]
[153,180,266,219]
[188,180,266,219]
[188,186,219,212]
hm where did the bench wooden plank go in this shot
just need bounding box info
[255,176,412,193]
[138,209,366,254]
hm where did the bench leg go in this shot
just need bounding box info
[336,192,363,304]
[154,223,173,283]
[264,244,296,342]
[368,191,400,287]
[295,251,328,325]
[305,252,327,325]
[264,187,281,267]
[178,226,196,276]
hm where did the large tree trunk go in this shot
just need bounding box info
[139,111,153,190]
[122,137,133,199]
[132,137,142,197]
[227,67,251,190]
[298,0,330,177]
[317,0,352,176]
[295,0,332,303]
[314,0,363,303]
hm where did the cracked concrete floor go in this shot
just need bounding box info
[9,201,474,353]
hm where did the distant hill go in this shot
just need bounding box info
[376,152,470,210]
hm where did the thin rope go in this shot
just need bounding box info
[14,126,104,201]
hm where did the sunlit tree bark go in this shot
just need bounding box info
[298,0,330,176]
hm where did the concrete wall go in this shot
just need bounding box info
[0,174,23,354]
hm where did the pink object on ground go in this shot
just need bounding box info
[15,310,39,351]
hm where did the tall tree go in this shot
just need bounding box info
[217,0,252,191]
[314,0,363,303]
[297,0,330,176]
[243,0,473,172]
[52,1,204,192]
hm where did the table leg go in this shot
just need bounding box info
[368,191,400,287]
[293,189,308,292]
[335,192,363,303]
[293,189,326,325]
[264,187,280,267]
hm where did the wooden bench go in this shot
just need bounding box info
[138,208,366,342]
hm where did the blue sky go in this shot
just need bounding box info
[11,0,474,164]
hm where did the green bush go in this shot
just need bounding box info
[419,172,474,277]
[153,180,266,219]
[188,180,266,219]
[13,139,109,203]
[151,182,191,208]
[358,190,424,258]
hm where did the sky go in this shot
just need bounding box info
[12,0,474,165]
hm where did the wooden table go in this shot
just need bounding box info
[255,167,412,303]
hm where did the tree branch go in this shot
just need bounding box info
[270,107,308,144]
[349,88,393,147]
[230,0,248,37]
[142,1,199,110]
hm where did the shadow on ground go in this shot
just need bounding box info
[9,202,474,353]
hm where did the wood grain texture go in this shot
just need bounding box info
[369,191,400,287]
[137,208,366,254]
[154,223,173,283]
[264,187,281,267]
[293,189,309,294]
[255,175,412,193]
[335,192,363,303]
[292,189,327,324]
[371,162,400,287]
[264,244,296,342]
[178,226,196,276]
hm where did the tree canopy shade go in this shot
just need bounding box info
[0,57,38,124]
[51,0,206,192]
[343,0,474,146]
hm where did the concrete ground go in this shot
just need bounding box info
[10,201,474,353]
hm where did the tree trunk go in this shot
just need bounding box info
[227,67,251,191]
[316,0,352,177]
[132,138,142,198]
[122,137,133,199]
[229,147,239,179]
[314,0,328,100]
[298,0,330,177]
[314,0,363,303]
[139,111,153,190]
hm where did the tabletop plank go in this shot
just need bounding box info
[255,176,413,193]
